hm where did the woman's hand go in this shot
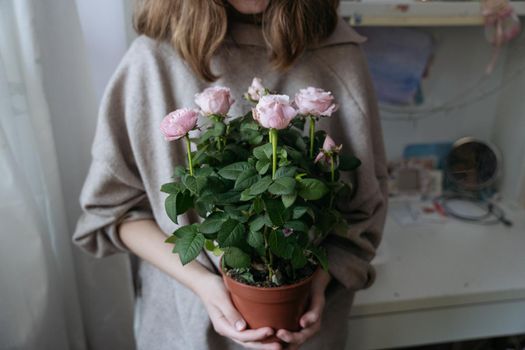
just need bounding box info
[276,270,332,349]
[196,274,283,350]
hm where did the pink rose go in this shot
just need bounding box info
[252,95,298,130]
[160,108,199,141]
[246,77,266,102]
[315,135,342,163]
[294,87,338,117]
[194,86,235,116]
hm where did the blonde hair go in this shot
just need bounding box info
[134,0,340,82]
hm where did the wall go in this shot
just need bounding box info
[371,27,507,160]
[492,30,525,205]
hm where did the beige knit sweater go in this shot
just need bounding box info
[73,19,387,350]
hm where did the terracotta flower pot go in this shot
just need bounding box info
[221,266,317,332]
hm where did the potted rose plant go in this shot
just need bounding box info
[160,79,360,332]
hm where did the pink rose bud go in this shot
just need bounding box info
[315,135,342,163]
[194,86,235,116]
[160,108,199,141]
[246,77,266,102]
[283,228,294,237]
[294,87,338,117]
[252,94,298,130]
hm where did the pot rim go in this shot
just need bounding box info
[220,256,319,291]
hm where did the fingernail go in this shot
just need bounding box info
[235,320,245,331]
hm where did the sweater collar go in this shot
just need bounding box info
[226,18,367,49]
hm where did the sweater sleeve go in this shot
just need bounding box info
[321,45,388,291]
[72,38,155,258]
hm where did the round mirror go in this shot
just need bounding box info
[445,137,501,191]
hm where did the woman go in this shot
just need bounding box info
[73,0,388,349]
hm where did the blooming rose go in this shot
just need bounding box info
[194,86,235,116]
[245,77,266,102]
[160,108,199,141]
[294,87,338,117]
[315,135,343,164]
[252,94,298,130]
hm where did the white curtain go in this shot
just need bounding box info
[0,0,85,349]
[1,0,136,349]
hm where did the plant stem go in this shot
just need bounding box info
[309,116,315,158]
[263,227,274,284]
[330,155,335,182]
[185,134,194,176]
[330,155,335,208]
[270,128,278,180]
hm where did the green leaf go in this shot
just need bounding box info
[173,225,197,238]
[238,270,256,284]
[211,121,226,136]
[253,143,273,159]
[160,182,181,194]
[193,146,209,165]
[291,247,307,269]
[291,117,305,131]
[253,197,264,214]
[194,193,215,217]
[173,165,186,178]
[216,191,241,204]
[247,230,265,256]
[255,158,271,175]
[183,175,205,195]
[199,212,228,234]
[282,193,297,208]
[264,198,285,226]
[234,168,260,191]
[274,166,297,179]
[284,220,309,233]
[171,225,205,265]
[240,121,259,131]
[165,194,179,224]
[205,176,227,194]
[339,154,362,171]
[249,176,273,195]
[283,146,304,162]
[249,215,266,232]
[298,178,329,200]
[316,210,338,235]
[310,246,329,271]
[268,177,296,195]
[178,191,193,214]
[204,240,223,256]
[224,206,249,223]
[204,239,215,251]
[269,230,294,259]
[165,192,192,224]
[223,247,251,268]
[292,206,308,219]
[217,219,245,247]
[240,188,256,201]
[224,144,251,159]
[247,134,264,145]
[218,162,250,180]
[194,167,214,177]
[165,235,177,244]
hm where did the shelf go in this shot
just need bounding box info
[339,0,525,26]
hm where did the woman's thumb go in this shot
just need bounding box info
[222,303,246,331]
